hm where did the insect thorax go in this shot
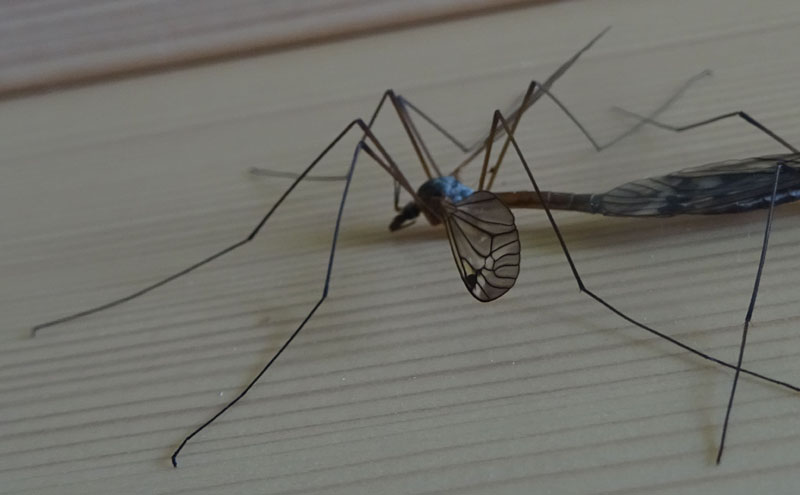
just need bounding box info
[418,176,474,203]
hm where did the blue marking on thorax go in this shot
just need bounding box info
[417,176,474,203]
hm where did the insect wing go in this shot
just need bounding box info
[443,191,521,302]
[596,154,800,216]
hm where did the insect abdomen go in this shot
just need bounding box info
[494,191,596,214]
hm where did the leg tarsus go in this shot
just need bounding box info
[172,143,365,466]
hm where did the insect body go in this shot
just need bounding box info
[31,27,799,467]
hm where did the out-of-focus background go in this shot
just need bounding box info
[0,0,537,97]
[3,1,800,494]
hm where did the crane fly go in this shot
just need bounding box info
[30,26,800,467]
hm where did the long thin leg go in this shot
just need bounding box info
[612,107,799,153]
[715,163,783,464]
[395,96,471,152]
[479,70,712,190]
[171,141,366,467]
[251,88,441,213]
[388,90,442,179]
[31,119,416,336]
[360,26,614,186]
[472,69,709,198]
[283,68,707,193]
[484,109,800,393]
[252,27,612,211]
[364,89,409,212]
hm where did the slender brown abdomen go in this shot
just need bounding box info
[495,191,597,214]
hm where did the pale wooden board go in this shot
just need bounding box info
[0,0,538,98]
[4,0,800,493]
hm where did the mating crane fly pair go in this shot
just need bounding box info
[32,27,800,467]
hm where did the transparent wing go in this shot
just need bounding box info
[594,153,800,217]
[443,191,521,302]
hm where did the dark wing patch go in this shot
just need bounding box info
[594,154,800,217]
[443,191,521,302]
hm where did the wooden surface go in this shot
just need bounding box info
[0,0,538,98]
[4,0,800,493]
